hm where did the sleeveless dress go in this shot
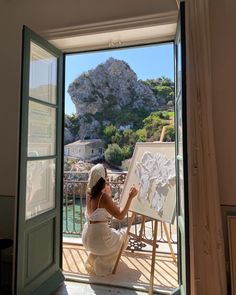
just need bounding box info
[82,194,127,276]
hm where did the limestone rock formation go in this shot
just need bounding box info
[67,58,159,139]
[68,58,158,115]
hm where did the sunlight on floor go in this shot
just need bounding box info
[63,244,178,293]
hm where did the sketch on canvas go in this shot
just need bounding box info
[119,142,176,223]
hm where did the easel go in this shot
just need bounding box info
[112,212,177,295]
[113,126,176,294]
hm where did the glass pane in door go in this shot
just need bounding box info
[29,42,57,104]
[28,101,56,157]
[25,159,56,220]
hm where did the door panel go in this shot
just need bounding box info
[16,26,64,294]
[26,158,56,219]
[25,219,54,282]
[172,2,190,295]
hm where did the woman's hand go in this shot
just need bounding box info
[102,185,138,220]
[128,186,138,200]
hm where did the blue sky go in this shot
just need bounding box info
[65,43,174,115]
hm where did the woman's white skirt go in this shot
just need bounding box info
[82,222,127,276]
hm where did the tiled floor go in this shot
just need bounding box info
[53,281,149,295]
[62,243,178,294]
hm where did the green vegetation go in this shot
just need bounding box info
[163,126,175,142]
[94,107,150,131]
[65,113,80,138]
[144,76,174,108]
[103,125,117,144]
[102,110,175,166]
[104,144,123,166]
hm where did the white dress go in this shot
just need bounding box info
[82,195,127,276]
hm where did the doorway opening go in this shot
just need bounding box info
[62,42,178,294]
[16,7,188,294]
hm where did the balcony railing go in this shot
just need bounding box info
[63,171,177,251]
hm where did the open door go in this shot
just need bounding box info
[15,27,64,294]
[172,3,190,295]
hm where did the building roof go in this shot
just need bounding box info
[65,139,103,147]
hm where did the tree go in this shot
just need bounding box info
[105,144,124,166]
[103,125,117,144]
[111,132,122,145]
[135,129,147,142]
[121,145,133,159]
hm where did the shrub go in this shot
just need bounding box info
[103,125,117,144]
[121,145,133,159]
[105,144,124,166]
[135,129,147,142]
[164,126,175,142]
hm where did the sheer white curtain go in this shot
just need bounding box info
[185,0,227,294]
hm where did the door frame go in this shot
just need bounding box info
[175,2,190,294]
[61,37,190,295]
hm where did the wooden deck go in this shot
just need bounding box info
[63,243,178,293]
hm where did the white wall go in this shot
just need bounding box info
[0,0,177,197]
[210,0,236,206]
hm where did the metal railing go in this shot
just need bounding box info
[63,171,177,250]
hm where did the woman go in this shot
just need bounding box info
[82,163,138,276]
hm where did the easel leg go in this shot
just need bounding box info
[149,220,158,295]
[138,215,146,242]
[162,222,177,263]
[112,212,136,274]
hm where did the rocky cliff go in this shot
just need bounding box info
[66,58,174,142]
[67,58,160,140]
[68,57,158,115]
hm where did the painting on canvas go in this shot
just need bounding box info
[119,142,176,223]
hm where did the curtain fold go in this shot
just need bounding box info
[185,1,227,294]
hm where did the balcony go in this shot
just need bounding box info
[62,171,178,294]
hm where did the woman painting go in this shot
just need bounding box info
[82,163,138,276]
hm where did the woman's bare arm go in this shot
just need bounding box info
[86,192,91,216]
[101,186,138,220]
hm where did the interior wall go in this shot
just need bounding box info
[210,0,236,206]
[17,0,177,32]
[210,0,236,289]
[0,0,177,198]
[0,196,15,278]
[0,196,15,239]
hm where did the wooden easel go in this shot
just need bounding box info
[113,126,176,294]
[112,212,177,295]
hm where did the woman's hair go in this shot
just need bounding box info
[90,177,106,199]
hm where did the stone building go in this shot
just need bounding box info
[64,139,104,162]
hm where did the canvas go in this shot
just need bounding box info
[120,142,176,223]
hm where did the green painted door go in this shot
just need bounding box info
[15,27,64,294]
[172,3,190,295]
